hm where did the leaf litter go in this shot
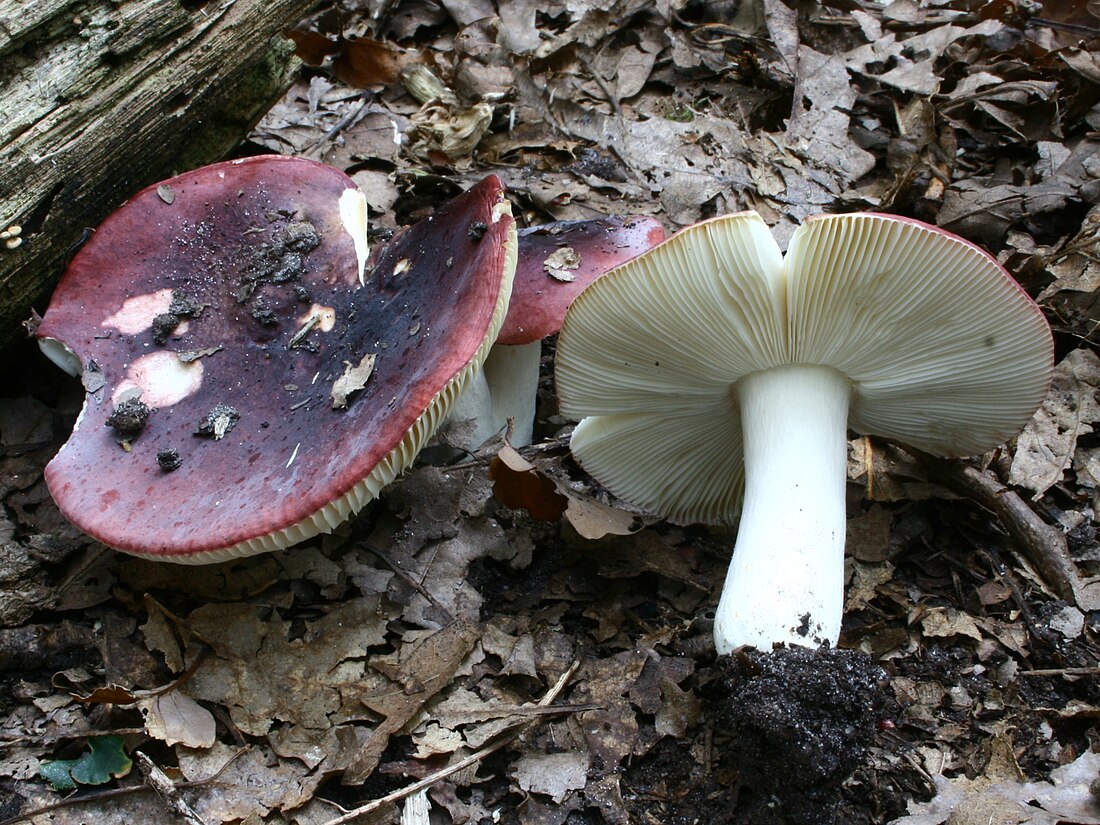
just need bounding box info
[3,0,1100,823]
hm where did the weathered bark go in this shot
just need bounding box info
[0,0,316,352]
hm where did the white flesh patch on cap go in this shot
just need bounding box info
[103,288,179,335]
[38,337,83,377]
[113,351,203,407]
[300,303,336,333]
[157,210,520,565]
[339,188,370,287]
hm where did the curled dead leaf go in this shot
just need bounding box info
[1010,348,1100,498]
[489,446,568,521]
[490,445,641,538]
[331,352,377,409]
[563,494,639,540]
[138,691,217,749]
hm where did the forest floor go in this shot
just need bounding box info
[2,1,1100,823]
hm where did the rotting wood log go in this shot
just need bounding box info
[0,0,317,353]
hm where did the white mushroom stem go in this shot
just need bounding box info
[714,364,852,654]
[440,341,541,452]
[482,340,540,448]
[443,367,499,451]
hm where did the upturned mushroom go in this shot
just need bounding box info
[38,155,516,563]
[555,211,1053,653]
[444,216,665,450]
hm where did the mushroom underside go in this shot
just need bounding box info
[558,211,1054,651]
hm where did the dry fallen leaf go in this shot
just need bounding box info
[890,748,1100,825]
[919,607,983,643]
[490,445,641,538]
[513,750,589,803]
[177,742,321,823]
[344,618,481,783]
[845,19,1004,95]
[563,493,640,539]
[138,690,216,749]
[331,352,377,409]
[334,36,403,89]
[1009,348,1100,497]
[489,446,568,521]
[543,246,581,281]
[186,596,390,773]
[846,560,895,613]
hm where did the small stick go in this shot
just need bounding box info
[577,56,624,121]
[1019,667,1100,677]
[136,753,208,825]
[306,97,371,159]
[359,541,452,622]
[916,455,1082,605]
[320,661,581,825]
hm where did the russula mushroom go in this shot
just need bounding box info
[444,216,665,450]
[38,155,516,563]
[555,211,1053,653]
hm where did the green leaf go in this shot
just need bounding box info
[39,736,132,791]
[38,760,77,792]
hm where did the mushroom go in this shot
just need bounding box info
[444,216,665,450]
[37,155,517,563]
[555,211,1053,653]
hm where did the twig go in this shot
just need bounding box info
[1030,17,1100,37]
[320,660,581,825]
[916,455,1082,605]
[0,781,153,825]
[0,727,146,748]
[305,96,372,159]
[400,789,430,825]
[445,435,570,472]
[577,55,624,121]
[900,751,938,794]
[136,752,208,825]
[359,541,452,622]
[1018,667,1100,677]
[979,545,1041,629]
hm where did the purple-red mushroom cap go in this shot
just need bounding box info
[38,156,517,563]
[501,216,666,345]
[441,215,666,451]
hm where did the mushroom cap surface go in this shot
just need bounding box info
[500,216,665,345]
[39,156,516,562]
[556,211,1053,526]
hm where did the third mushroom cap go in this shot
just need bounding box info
[443,215,665,451]
[555,211,1054,654]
